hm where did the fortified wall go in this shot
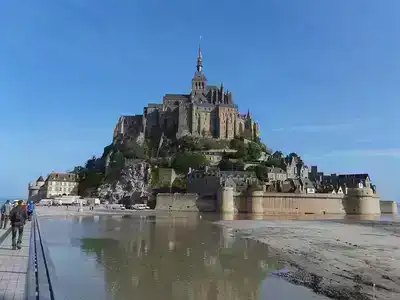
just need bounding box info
[155,193,216,212]
[380,200,398,214]
[218,186,381,215]
[155,187,382,215]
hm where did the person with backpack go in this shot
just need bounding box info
[0,200,12,229]
[9,200,28,250]
[27,200,35,221]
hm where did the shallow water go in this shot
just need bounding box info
[39,213,330,300]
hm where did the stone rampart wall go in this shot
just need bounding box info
[233,192,346,214]
[155,193,217,212]
[155,188,382,215]
[344,188,381,215]
[380,200,398,214]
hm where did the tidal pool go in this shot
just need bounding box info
[38,213,330,300]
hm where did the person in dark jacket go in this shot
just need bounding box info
[9,200,28,250]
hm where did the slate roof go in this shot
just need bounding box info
[148,103,163,108]
[300,178,315,189]
[266,167,285,174]
[195,102,215,108]
[46,173,78,182]
[337,174,370,185]
[205,85,219,92]
[338,174,369,180]
[163,94,190,100]
[220,170,257,177]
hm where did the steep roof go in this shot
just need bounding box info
[300,178,315,189]
[266,167,285,173]
[163,94,190,100]
[338,174,369,180]
[337,174,370,185]
[36,176,44,182]
[46,173,78,182]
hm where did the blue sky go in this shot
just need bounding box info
[1,0,399,200]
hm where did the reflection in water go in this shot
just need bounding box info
[41,213,375,300]
[215,212,398,222]
[75,215,281,300]
[36,211,399,300]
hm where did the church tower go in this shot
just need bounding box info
[191,38,207,98]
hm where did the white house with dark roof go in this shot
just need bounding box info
[39,172,79,198]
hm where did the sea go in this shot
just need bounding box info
[0,196,26,205]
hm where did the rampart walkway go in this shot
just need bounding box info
[0,223,31,300]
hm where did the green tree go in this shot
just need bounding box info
[200,138,229,150]
[218,159,235,171]
[104,151,125,181]
[235,159,245,171]
[71,166,85,175]
[272,151,284,159]
[254,165,268,181]
[247,142,262,161]
[255,139,268,153]
[85,156,97,170]
[218,159,244,171]
[172,177,187,190]
[285,152,304,166]
[78,172,104,196]
[121,140,147,159]
[229,138,243,150]
[264,158,286,170]
[172,152,208,173]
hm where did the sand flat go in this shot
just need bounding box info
[216,219,400,300]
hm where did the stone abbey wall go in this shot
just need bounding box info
[219,187,381,215]
[155,187,382,215]
[344,188,381,215]
[380,200,398,214]
[155,193,216,212]
[233,192,346,215]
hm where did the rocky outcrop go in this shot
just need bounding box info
[97,161,151,204]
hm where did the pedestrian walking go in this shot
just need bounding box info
[9,200,28,250]
[0,200,12,229]
[27,200,35,221]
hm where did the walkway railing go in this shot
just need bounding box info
[25,214,58,300]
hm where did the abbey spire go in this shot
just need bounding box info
[192,36,207,95]
[196,37,203,72]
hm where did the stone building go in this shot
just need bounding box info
[265,167,287,182]
[187,167,259,197]
[337,174,371,189]
[286,156,309,180]
[197,149,237,166]
[113,44,260,143]
[28,176,46,202]
[157,168,177,187]
[38,172,79,198]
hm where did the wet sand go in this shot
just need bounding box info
[35,209,331,300]
[36,207,400,299]
[216,219,400,300]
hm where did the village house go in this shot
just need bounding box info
[187,167,259,196]
[39,172,79,198]
[265,166,287,182]
[197,149,237,166]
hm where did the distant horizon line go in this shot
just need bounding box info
[0,196,27,200]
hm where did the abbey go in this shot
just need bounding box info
[113,44,260,142]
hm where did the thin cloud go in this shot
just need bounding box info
[354,138,373,144]
[271,127,285,132]
[318,149,400,159]
[271,123,353,133]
